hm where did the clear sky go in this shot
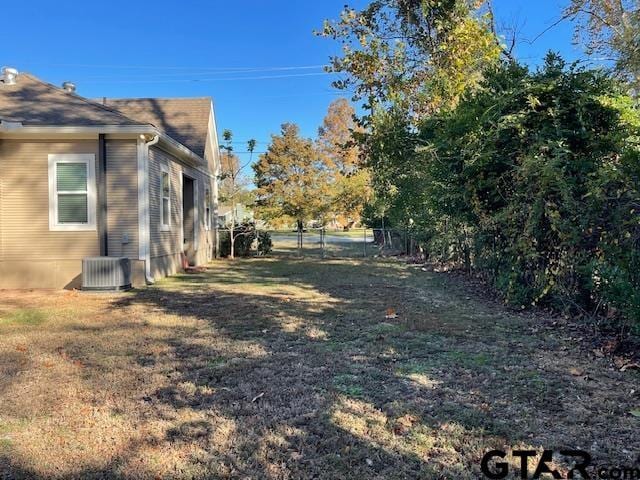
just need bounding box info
[2,0,591,168]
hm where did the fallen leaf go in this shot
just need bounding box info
[393,414,418,436]
[252,392,265,403]
[602,340,619,354]
[385,307,398,319]
[569,367,585,377]
[613,356,627,368]
[15,345,27,352]
[621,363,640,372]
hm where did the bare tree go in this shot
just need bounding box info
[567,0,639,92]
[218,130,256,259]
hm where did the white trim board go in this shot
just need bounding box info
[160,164,172,232]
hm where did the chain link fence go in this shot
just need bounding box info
[217,227,420,259]
[257,228,419,259]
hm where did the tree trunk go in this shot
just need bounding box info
[297,219,303,256]
[229,216,236,260]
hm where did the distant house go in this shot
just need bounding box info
[0,67,221,288]
[217,203,254,228]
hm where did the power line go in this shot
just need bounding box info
[37,62,328,72]
[81,71,334,84]
[227,151,268,154]
[81,65,329,80]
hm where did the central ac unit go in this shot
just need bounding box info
[82,257,132,291]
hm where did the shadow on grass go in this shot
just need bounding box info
[1,257,638,479]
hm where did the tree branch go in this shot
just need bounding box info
[526,12,573,45]
[486,0,515,61]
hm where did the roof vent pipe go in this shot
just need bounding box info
[62,81,76,93]
[1,67,18,85]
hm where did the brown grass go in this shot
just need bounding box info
[0,257,638,479]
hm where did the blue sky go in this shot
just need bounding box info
[2,0,590,167]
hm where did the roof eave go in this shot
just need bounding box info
[0,124,206,166]
[156,131,206,167]
[0,124,156,135]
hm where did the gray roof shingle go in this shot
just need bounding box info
[0,73,146,126]
[0,73,212,158]
[100,98,211,158]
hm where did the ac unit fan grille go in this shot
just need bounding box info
[82,257,132,291]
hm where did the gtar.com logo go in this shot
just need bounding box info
[480,449,640,479]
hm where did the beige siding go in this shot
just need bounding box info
[0,259,84,289]
[149,147,183,260]
[0,139,100,261]
[205,107,220,257]
[0,137,215,288]
[148,146,215,280]
[0,138,145,288]
[0,154,3,260]
[204,108,218,182]
[0,258,146,289]
[105,140,139,258]
[196,172,216,265]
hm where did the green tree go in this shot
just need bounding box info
[253,123,331,231]
[420,54,640,324]
[317,0,508,245]
[317,0,506,117]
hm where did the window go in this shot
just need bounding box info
[160,167,171,230]
[205,188,211,230]
[48,154,96,231]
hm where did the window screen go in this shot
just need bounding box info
[56,162,89,224]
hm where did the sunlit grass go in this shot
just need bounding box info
[0,308,47,326]
[0,256,637,478]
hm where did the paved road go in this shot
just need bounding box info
[271,233,370,244]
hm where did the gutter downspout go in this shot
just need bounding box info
[98,134,108,256]
[137,133,159,284]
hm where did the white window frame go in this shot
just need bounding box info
[48,153,96,231]
[204,187,211,231]
[160,165,171,231]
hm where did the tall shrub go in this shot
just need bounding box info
[421,55,640,326]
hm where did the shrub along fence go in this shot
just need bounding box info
[365,57,640,330]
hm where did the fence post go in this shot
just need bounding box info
[405,228,409,256]
[363,228,367,258]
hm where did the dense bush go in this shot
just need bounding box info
[257,231,273,256]
[219,222,257,257]
[367,54,640,328]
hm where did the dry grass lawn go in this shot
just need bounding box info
[0,257,638,479]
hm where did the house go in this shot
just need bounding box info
[217,203,254,228]
[0,67,221,288]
